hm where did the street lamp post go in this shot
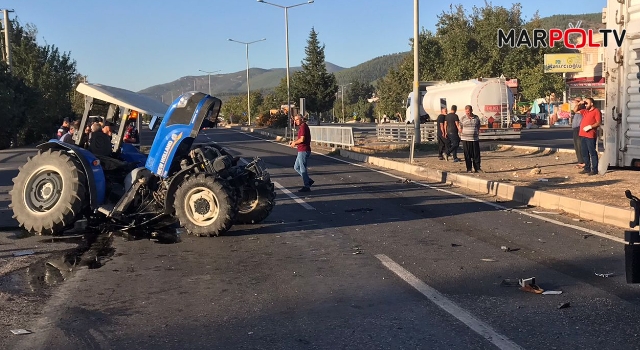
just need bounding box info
[198,69,220,96]
[339,83,352,124]
[257,0,314,140]
[228,38,266,126]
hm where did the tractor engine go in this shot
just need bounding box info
[187,147,234,177]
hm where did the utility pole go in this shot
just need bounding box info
[412,0,420,145]
[1,9,14,72]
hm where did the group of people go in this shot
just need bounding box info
[56,117,140,157]
[571,97,602,175]
[436,105,483,173]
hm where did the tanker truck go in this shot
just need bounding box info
[405,77,521,140]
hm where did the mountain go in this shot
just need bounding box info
[535,12,603,31]
[138,55,406,102]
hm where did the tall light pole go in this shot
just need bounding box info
[339,83,352,124]
[198,69,220,96]
[257,0,314,140]
[228,38,266,126]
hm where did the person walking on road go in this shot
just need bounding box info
[579,97,602,176]
[444,105,461,162]
[571,98,586,169]
[290,114,314,192]
[460,105,482,173]
[436,107,447,160]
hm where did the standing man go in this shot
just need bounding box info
[436,107,447,160]
[444,105,461,162]
[60,122,77,144]
[57,118,70,139]
[289,114,314,192]
[460,105,482,173]
[571,98,585,169]
[579,97,602,175]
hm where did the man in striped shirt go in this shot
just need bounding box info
[459,105,482,173]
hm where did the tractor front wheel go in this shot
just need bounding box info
[174,174,237,236]
[9,149,87,235]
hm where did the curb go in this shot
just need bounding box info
[338,149,633,230]
[495,144,604,156]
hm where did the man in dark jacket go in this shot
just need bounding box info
[88,123,113,156]
[436,107,447,160]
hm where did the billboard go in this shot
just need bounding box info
[543,53,584,73]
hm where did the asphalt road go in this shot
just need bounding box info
[2,128,639,349]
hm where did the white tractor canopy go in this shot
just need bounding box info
[76,82,169,117]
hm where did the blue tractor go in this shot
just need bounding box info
[9,83,276,236]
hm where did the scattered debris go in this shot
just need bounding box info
[519,277,544,294]
[538,239,546,243]
[481,258,497,262]
[345,208,374,213]
[398,178,412,184]
[501,246,520,252]
[500,279,520,287]
[529,167,542,175]
[542,290,563,295]
[10,329,32,335]
[582,234,593,239]
[451,243,462,247]
[572,218,581,222]
[532,211,560,215]
[557,302,571,309]
[353,251,363,255]
[538,178,549,182]
[512,172,519,178]
[595,272,616,278]
[12,250,35,257]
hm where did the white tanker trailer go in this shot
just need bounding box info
[405,77,521,140]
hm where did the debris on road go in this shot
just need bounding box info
[345,208,374,213]
[595,272,616,278]
[538,178,549,182]
[500,279,520,287]
[519,277,544,294]
[451,243,462,247]
[12,250,35,257]
[10,329,32,335]
[501,246,520,252]
[481,258,497,262]
[542,290,563,295]
[557,302,571,309]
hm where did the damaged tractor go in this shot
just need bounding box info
[10,83,276,237]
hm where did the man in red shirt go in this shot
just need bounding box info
[289,114,314,192]
[578,97,602,175]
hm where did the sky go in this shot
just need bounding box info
[3,0,606,92]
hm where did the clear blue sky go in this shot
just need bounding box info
[4,0,605,92]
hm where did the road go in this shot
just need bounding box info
[1,128,639,349]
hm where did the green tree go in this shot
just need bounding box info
[291,27,338,122]
[345,80,374,105]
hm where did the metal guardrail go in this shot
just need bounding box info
[376,123,438,143]
[309,126,354,147]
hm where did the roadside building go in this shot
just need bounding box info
[566,32,605,111]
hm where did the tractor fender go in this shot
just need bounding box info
[37,140,106,208]
[163,166,196,214]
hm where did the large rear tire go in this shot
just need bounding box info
[9,149,87,235]
[174,174,237,236]
[234,181,276,224]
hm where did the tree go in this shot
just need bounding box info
[292,27,338,121]
[345,79,374,105]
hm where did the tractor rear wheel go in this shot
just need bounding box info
[9,149,87,235]
[234,181,276,224]
[174,174,237,236]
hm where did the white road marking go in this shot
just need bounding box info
[234,129,626,244]
[376,254,524,350]
[273,181,315,210]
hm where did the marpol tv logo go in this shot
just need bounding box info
[497,21,626,49]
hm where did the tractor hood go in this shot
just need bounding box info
[76,82,169,117]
